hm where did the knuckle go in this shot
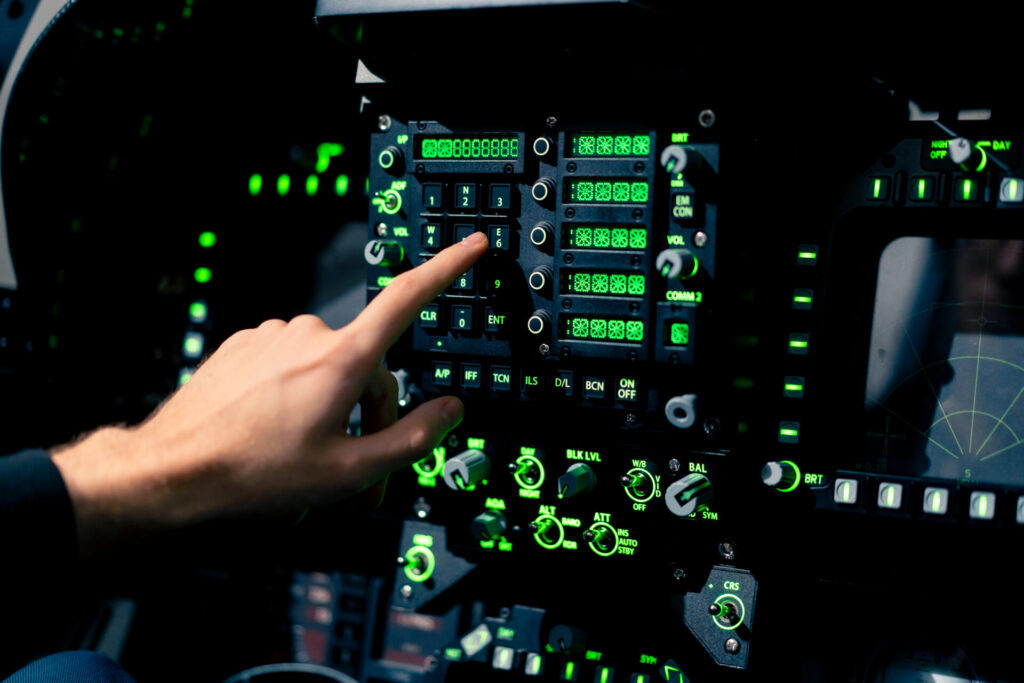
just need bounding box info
[257,318,286,332]
[289,313,326,331]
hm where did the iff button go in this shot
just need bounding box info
[462,363,482,389]
[432,362,453,387]
[616,377,639,402]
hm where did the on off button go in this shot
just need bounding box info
[616,377,639,402]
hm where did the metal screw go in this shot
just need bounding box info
[672,568,686,580]
[704,418,720,438]
[693,231,708,248]
[633,161,645,173]
[629,302,639,313]
[719,541,736,560]
[447,434,459,448]
[378,115,392,132]
[566,162,577,173]
[724,638,741,655]
[699,109,716,128]
[415,163,425,174]
[425,656,439,671]
[630,255,642,266]
[504,164,514,174]
[583,530,595,542]
[627,350,638,361]
[396,556,408,566]
[546,116,558,128]
[413,497,431,519]
[375,222,388,237]
[538,343,550,356]
[632,208,644,220]
[565,208,576,219]
[625,413,638,425]
[564,253,575,264]
[400,585,413,599]
[668,458,681,472]
[669,353,680,364]
[560,346,571,358]
[499,607,511,619]
[562,299,572,310]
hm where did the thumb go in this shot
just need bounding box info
[352,396,464,480]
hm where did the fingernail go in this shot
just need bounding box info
[463,231,488,247]
[441,396,465,429]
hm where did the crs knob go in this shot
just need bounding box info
[762,460,800,492]
[531,177,556,203]
[528,266,553,293]
[665,473,713,517]
[529,221,555,249]
[442,449,491,491]
[378,145,404,173]
[656,248,699,280]
[526,309,551,335]
[364,239,405,267]
[470,510,507,541]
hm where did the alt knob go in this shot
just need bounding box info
[665,472,714,517]
[529,221,554,249]
[364,239,405,267]
[470,510,507,541]
[761,460,800,491]
[557,463,596,499]
[442,449,491,491]
[531,177,556,203]
[378,145,404,173]
[528,266,553,293]
[526,309,551,336]
[656,248,699,280]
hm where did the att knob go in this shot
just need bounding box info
[664,473,713,517]
[442,449,491,491]
[364,239,405,267]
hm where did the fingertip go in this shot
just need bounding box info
[438,395,465,431]
[463,230,488,250]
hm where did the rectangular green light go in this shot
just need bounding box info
[918,178,926,199]
[963,179,972,200]
[335,174,349,196]
[793,295,812,304]
[873,178,882,198]
[798,251,817,260]
[599,667,610,683]
[564,662,574,680]
[305,174,319,196]
[248,173,262,196]
[780,428,799,437]
[789,340,808,348]
[525,655,542,676]
[417,135,519,160]
[189,301,208,323]
[277,174,290,196]
[784,383,803,392]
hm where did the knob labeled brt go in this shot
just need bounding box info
[442,449,491,491]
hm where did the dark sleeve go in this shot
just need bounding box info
[0,449,79,575]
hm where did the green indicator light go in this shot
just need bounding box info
[780,428,799,437]
[979,494,988,517]
[798,251,817,260]
[526,655,542,675]
[467,437,486,449]
[918,179,926,199]
[784,383,803,392]
[305,174,319,196]
[189,301,208,323]
[842,481,853,502]
[315,142,344,173]
[198,231,217,248]
[248,174,262,196]
[932,492,942,512]
[335,174,349,196]
[496,627,516,640]
[789,340,808,348]
[377,276,394,287]
[1011,179,1020,199]
[412,533,433,547]
[497,648,512,669]
[872,178,882,198]
[183,333,204,358]
[564,662,574,680]
[364,177,369,195]
[963,179,972,199]
[793,295,812,304]
[277,174,290,196]
[886,485,896,507]
[600,667,611,683]
[194,267,212,284]
[378,149,394,169]
[444,648,462,661]
[636,676,647,683]
[178,369,193,386]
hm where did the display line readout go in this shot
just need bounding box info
[565,179,649,204]
[416,135,520,160]
[568,133,652,157]
[561,315,645,343]
[564,225,647,250]
[561,270,646,297]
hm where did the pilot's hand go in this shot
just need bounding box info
[52,232,488,555]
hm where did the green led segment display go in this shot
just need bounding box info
[560,270,646,297]
[569,132,652,157]
[561,315,645,343]
[565,179,649,204]
[664,321,690,346]
[564,225,647,250]
[416,135,519,160]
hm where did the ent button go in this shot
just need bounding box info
[484,307,507,334]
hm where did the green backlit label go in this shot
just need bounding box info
[496,627,516,640]
[412,533,433,547]
[564,226,647,250]
[665,321,690,346]
[560,270,646,297]
[561,315,644,343]
[416,135,519,160]
[467,437,486,449]
[565,179,650,204]
[569,132,652,157]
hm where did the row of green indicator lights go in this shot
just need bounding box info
[248,173,351,197]
[181,230,216,385]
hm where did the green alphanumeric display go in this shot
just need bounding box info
[565,179,649,204]
[564,226,647,250]
[561,270,646,297]
[665,321,690,346]
[416,135,519,160]
[569,133,651,157]
[561,315,645,343]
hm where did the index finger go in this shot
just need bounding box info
[346,231,488,360]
